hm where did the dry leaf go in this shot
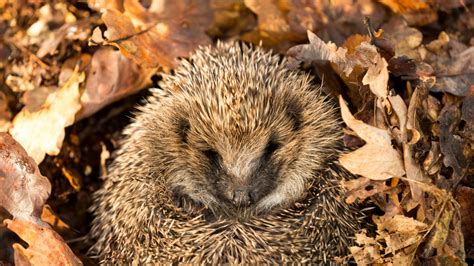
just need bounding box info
[5,219,82,266]
[461,87,474,144]
[244,0,386,47]
[287,31,354,75]
[0,91,11,132]
[378,0,429,14]
[41,205,72,231]
[98,0,212,68]
[342,177,392,204]
[455,186,474,252]
[287,31,389,110]
[77,47,154,120]
[439,104,468,177]
[389,92,430,210]
[36,20,92,58]
[381,17,423,57]
[362,51,389,98]
[376,214,428,247]
[430,45,474,97]
[244,0,290,39]
[349,231,384,264]
[338,95,406,180]
[0,133,51,225]
[9,68,84,164]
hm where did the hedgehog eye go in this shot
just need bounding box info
[177,119,190,144]
[264,141,280,158]
[286,99,303,131]
[203,149,220,165]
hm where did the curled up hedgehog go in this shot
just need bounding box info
[89,42,365,264]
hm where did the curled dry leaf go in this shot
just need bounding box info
[0,133,51,225]
[461,87,474,144]
[244,0,290,40]
[243,0,386,47]
[77,47,154,120]
[439,104,468,178]
[0,91,11,132]
[361,50,389,98]
[9,68,84,164]
[455,186,474,254]
[349,230,384,264]
[287,31,353,74]
[36,20,92,58]
[389,92,430,209]
[287,31,389,100]
[378,0,437,26]
[338,95,405,180]
[5,219,82,266]
[381,17,423,58]
[376,214,428,252]
[98,0,212,68]
[350,214,429,264]
[430,44,474,97]
[342,177,392,204]
[378,0,429,14]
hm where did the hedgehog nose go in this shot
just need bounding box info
[232,187,252,206]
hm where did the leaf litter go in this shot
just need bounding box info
[0,0,472,264]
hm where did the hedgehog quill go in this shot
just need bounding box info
[89,43,365,264]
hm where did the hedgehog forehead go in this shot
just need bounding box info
[175,72,285,135]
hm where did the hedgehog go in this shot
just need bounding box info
[89,42,365,264]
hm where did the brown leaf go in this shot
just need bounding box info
[77,47,154,119]
[0,91,12,132]
[207,0,257,38]
[0,133,51,225]
[375,214,428,253]
[342,177,392,204]
[378,0,429,14]
[390,92,430,210]
[422,195,466,264]
[36,20,92,58]
[41,205,72,232]
[431,45,474,97]
[287,31,354,74]
[439,104,467,177]
[350,214,429,264]
[455,186,474,254]
[349,230,384,264]
[388,56,434,80]
[244,0,386,48]
[461,87,474,144]
[9,68,84,164]
[244,0,290,43]
[99,0,212,68]
[287,32,389,107]
[5,219,81,266]
[362,51,389,98]
[339,96,406,180]
[378,0,438,26]
[381,16,423,58]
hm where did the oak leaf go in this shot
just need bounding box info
[9,68,84,164]
[98,0,212,68]
[338,95,405,180]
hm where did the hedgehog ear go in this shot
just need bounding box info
[286,99,303,131]
[177,118,191,144]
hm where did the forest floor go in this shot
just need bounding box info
[0,0,473,265]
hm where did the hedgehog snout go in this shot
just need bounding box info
[229,187,254,206]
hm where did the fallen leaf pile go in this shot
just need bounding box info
[287,24,471,263]
[0,0,472,264]
[0,133,81,265]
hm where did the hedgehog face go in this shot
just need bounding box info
[139,45,341,219]
[172,105,297,217]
